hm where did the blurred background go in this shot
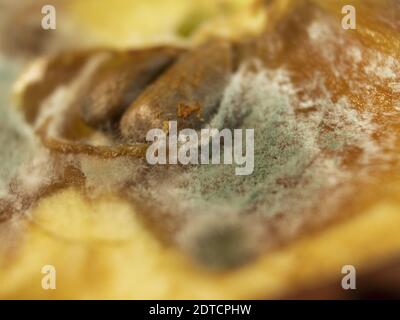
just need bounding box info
[0,0,264,60]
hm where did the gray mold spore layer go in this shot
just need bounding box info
[0,57,36,196]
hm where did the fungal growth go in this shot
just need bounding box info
[1,0,400,271]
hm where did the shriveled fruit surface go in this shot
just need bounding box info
[0,0,399,299]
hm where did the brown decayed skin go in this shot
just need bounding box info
[16,50,100,123]
[79,47,185,128]
[120,39,233,142]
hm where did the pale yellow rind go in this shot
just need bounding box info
[1,188,399,299]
